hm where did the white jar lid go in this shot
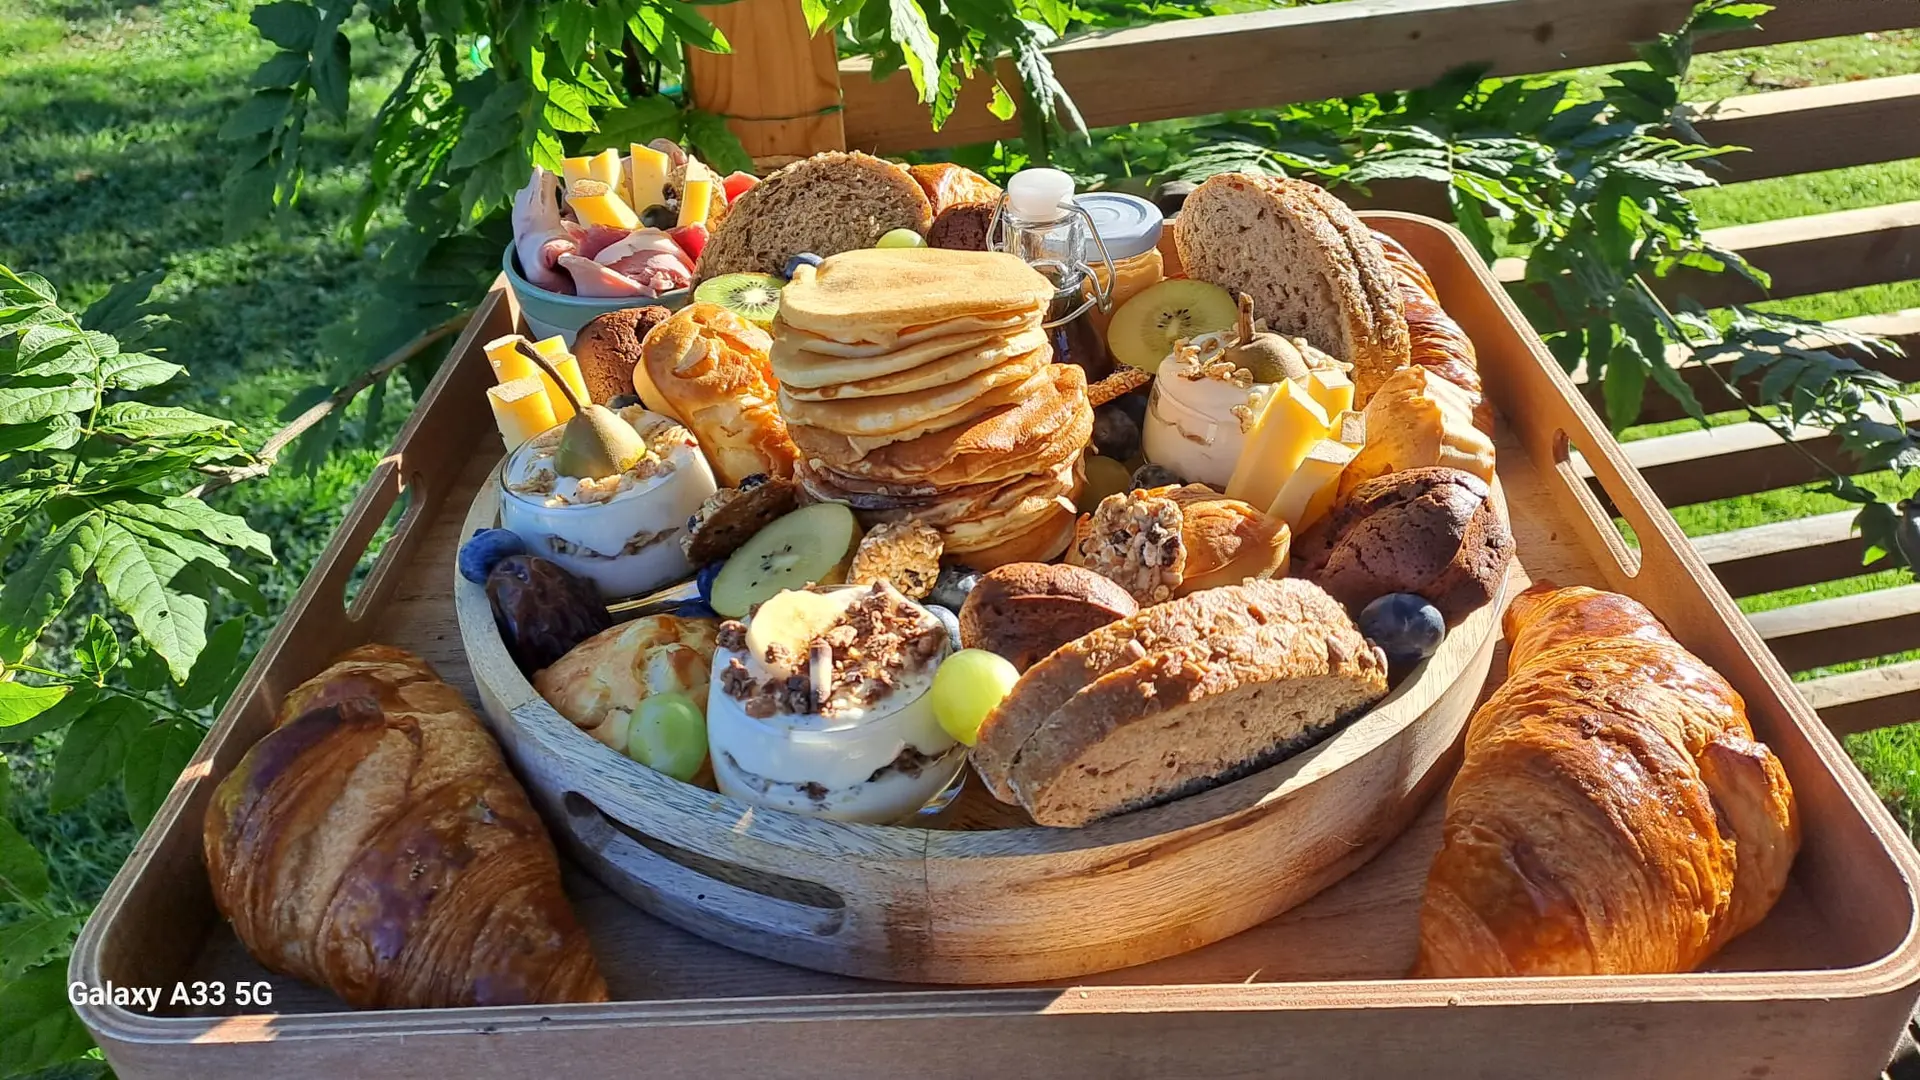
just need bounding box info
[1077,192,1164,261]
[1005,168,1076,222]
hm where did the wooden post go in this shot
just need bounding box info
[687,0,845,166]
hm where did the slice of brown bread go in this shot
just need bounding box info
[694,151,933,280]
[970,578,1387,817]
[1173,173,1410,405]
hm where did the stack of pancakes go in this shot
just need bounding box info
[774,249,1091,567]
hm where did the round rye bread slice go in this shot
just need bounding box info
[1173,173,1411,405]
[694,152,934,280]
[970,578,1389,826]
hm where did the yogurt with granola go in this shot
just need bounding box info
[706,583,964,823]
[497,406,716,599]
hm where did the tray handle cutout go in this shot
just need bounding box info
[1550,429,1642,580]
[560,792,848,938]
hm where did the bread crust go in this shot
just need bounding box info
[694,151,933,279]
[573,305,672,404]
[958,563,1138,673]
[1173,173,1410,404]
[639,302,800,486]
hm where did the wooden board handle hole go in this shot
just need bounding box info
[1552,428,1643,580]
[559,792,848,936]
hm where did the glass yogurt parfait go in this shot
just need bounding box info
[705,583,966,823]
[497,406,717,599]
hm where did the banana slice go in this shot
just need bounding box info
[744,589,851,679]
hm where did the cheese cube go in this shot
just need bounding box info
[568,179,640,229]
[630,143,672,212]
[587,148,622,187]
[1226,378,1331,511]
[1331,409,1367,451]
[532,336,590,421]
[1268,439,1358,534]
[485,334,538,384]
[678,178,713,227]
[488,376,558,450]
[561,156,596,189]
[1304,368,1354,417]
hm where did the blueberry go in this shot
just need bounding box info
[459,528,528,584]
[695,560,726,607]
[1358,593,1447,669]
[925,603,963,651]
[928,565,981,611]
[608,393,642,409]
[668,599,721,620]
[640,204,677,230]
[1092,405,1142,461]
[1130,463,1185,491]
[738,472,770,490]
[1115,386,1149,429]
[782,252,824,279]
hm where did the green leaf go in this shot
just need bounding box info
[251,0,319,49]
[1602,346,1648,431]
[181,617,249,711]
[552,4,594,58]
[0,683,67,730]
[76,614,119,682]
[0,817,48,902]
[103,496,273,561]
[0,915,81,983]
[311,30,352,118]
[124,719,204,828]
[95,520,207,683]
[683,110,754,176]
[0,686,94,745]
[250,49,311,89]
[585,94,683,152]
[0,512,106,666]
[988,81,1017,121]
[660,1,730,53]
[50,695,147,811]
[220,90,294,142]
[0,379,94,426]
[0,961,95,1074]
[542,80,598,133]
[0,758,8,811]
[99,351,184,391]
[887,0,940,104]
[0,414,80,455]
[94,401,233,439]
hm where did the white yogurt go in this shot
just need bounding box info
[497,407,716,600]
[706,586,963,823]
[1141,343,1272,490]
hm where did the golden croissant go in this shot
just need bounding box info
[203,645,607,1008]
[1414,584,1799,977]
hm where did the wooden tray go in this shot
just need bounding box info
[70,214,1920,1079]
[457,469,1508,984]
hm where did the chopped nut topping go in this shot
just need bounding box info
[718,584,946,717]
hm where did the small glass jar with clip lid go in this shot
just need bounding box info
[985,168,1118,380]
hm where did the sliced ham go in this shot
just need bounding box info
[558,254,656,298]
[511,167,577,294]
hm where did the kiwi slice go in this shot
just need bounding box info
[693,272,785,330]
[710,502,861,618]
[1107,279,1239,373]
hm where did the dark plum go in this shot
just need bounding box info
[486,555,612,674]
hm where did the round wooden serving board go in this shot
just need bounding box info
[455,472,1510,984]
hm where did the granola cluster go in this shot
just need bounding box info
[847,520,944,600]
[1069,489,1188,605]
[1169,332,1257,389]
[717,584,947,719]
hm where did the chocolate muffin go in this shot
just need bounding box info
[573,305,673,403]
[1292,467,1513,623]
[958,563,1139,672]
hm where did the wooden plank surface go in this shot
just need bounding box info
[1748,583,1920,673]
[1801,660,1920,737]
[687,0,844,162]
[1692,510,1892,599]
[838,0,1920,153]
[1689,75,1920,186]
[1615,397,1920,507]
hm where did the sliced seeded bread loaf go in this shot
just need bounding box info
[695,151,934,280]
[970,578,1389,826]
[1173,173,1411,405]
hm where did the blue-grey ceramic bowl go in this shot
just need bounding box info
[501,244,690,345]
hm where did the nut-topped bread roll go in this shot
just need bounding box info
[203,646,606,1008]
[1173,173,1410,404]
[1415,585,1799,977]
[972,578,1388,824]
[640,302,800,486]
[1067,484,1291,605]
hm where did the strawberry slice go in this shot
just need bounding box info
[721,171,759,203]
[668,223,709,262]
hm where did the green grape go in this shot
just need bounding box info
[930,649,1020,746]
[627,691,709,782]
[875,228,927,249]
